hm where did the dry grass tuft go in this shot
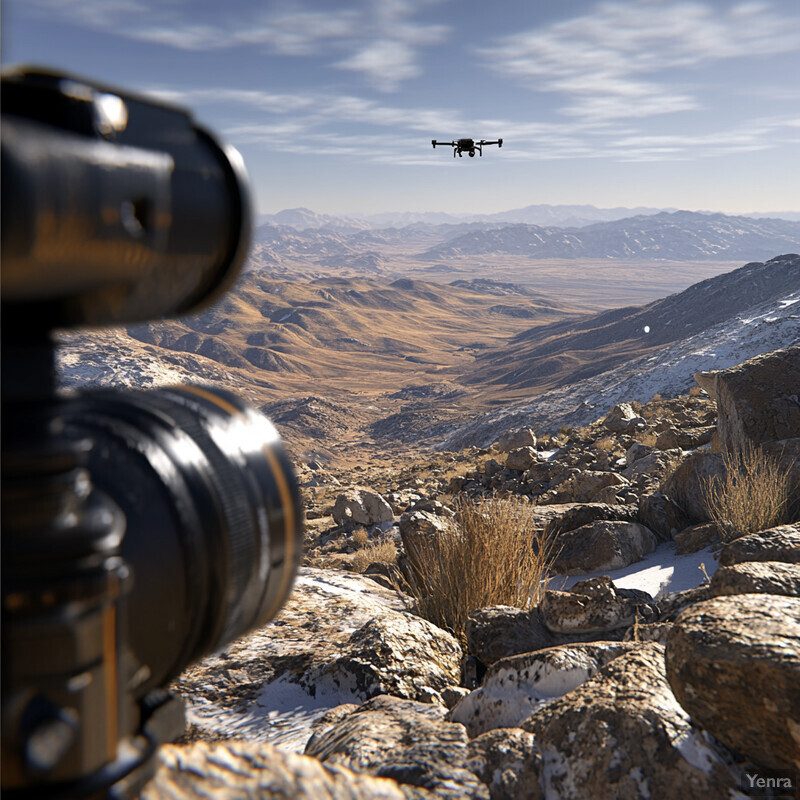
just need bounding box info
[352,527,370,548]
[401,497,558,646]
[351,540,397,574]
[702,443,793,542]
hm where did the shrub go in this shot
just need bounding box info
[351,539,397,574]
[352,527,369,548]
[702,443,793,542]
[401,497,557,646]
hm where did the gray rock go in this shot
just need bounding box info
[541,576,655,634]
[333,488,394,526]
[695,345,800,453]
[552,470,629,503]
[638,492,691,541]
[551,520,658,575]
[466,728,543,800]
[497,428,537,453]
[660,450,725,522]
[524,644,745,800]
[542,503,638,540]
[451,642,636,737]
[305,694,489,800]
[505,446,538,472]
[718,523,800,566]
[666,594,800,771]
[709,561,800,598]
[604,403,646,432]
[673,522,722,554]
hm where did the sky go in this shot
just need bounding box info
[3,0,800,217]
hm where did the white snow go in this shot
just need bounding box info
[185,674,361,753]
[551,541,718,599]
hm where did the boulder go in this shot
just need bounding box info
[466,728,543,800]
[141,740,432,800]
[451,642,636,737]
[497,428,537,453]
[176,569,461,748]
[660,451,725,522]
[603,402,646,432]
[709,561,800,598]
[666,594,800,771]
[654,426,714,451]
[540,576,655,634]
[695,344,800,453]
[552,470,629,503]
[305,694,488,800]
[543,503,638,540]
[637,492,691,541]
[551,520,658,575]
[656,584,710,623]
[717,523,800,566]
[673,522,722,554]
[622,448,685,484]
[466,606,556,667]
[524,644,745,799]
[625,442,652,466]
[333,488,393,526]
[505,447,538,472]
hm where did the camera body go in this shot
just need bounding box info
[1,69,303,798]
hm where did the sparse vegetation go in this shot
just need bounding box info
[401,497,558,646]
[702,443,794,542]
[351,527,369,548]
[351,539,397,574]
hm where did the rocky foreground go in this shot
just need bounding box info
[144,345,800,800]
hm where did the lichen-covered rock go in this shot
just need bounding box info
[451,642,636,737]
[551,520,658,575]
[541,576,655,634]
[466,606,556,667]
[666,594,800,771]
[333,487,394,526]
[717,523,800,567]
[176,569,460,748]
[523,644,745,800]
[305,695,489,800]
[142,740,432,800]
[709,561,800,598]
[466,728,543,800]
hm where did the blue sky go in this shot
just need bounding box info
[4,0,800,216]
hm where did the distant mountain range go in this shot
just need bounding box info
[421,212,800,262]
[251,210,800,265]
[258,204,800,231]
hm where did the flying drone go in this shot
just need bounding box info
[432,138,503,157]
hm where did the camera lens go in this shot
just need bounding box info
[60,385,302,695]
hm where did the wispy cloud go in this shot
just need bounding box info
[24,0,448,91]
[481,1,800,122]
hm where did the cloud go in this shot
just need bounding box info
[481,1,800,121]
[22,0,448,91]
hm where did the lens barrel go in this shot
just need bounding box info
[61,385,303,695]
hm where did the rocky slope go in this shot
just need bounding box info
[143,345,800,799]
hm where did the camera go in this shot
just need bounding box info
[1,68,304,798]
